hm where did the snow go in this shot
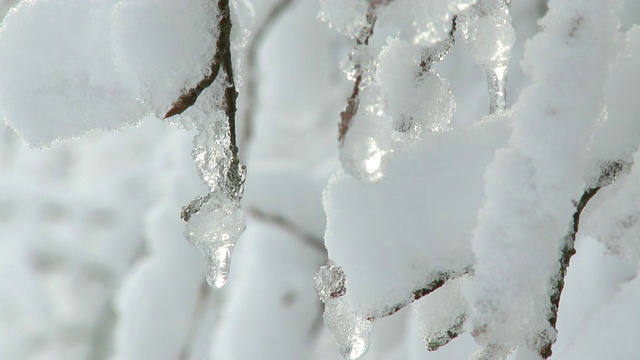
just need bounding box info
[111,0,219,117]
[0,0,143,146]
[467,0,624,354]
[1,0,640,359]
[412,277,468,352]
[0,0,219,147]
[318,0,369,40]
[325,114,510,319]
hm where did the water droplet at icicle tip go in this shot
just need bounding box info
[206,244,232,288]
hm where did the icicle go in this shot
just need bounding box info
[183,190,245,288]
[324,298,373,360]
[178,73,247,288]
[315,261,373,360]
[462,0,515,113]
[472,344,514,360]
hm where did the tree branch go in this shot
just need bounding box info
[366,267,471,321]
[338,1,386,143]
[246,207,325,253]
[540,161,625,358]
[163,0,239,163]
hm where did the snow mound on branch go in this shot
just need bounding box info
[324,115,510,318]
[0,0,217,147]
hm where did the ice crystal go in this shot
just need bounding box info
[314,260,347,301]
[177,76,246,288]
[323,297,373,360]
[462,0,515,113]
[472,344,515,360]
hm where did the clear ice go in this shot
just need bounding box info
[340,133,391,183]
[315,261,372,360]
[462,0,515,113]
[314,260,347,300]
[323,297,373,360]
[472,344,515,360]
[179,78,247,288]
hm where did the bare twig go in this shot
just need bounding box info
[419,16,457,73]
[338,1,386,143]
[540,161,625,358]
[165,0,234,121]
[241,0,294,147]
[366,267,471,321]
[164,0,240,163]
[246,207,325,253]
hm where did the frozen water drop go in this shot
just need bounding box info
[184,193,246,289]
[340,135,390,182]
[464,5,515,113]
[487,65,507,114]
[472,344,514,360]
[206,245,232,288]
[314,260,346,301]
[344,337,367,360]
[323,296,373,360]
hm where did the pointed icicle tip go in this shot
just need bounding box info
[206,246,232,288]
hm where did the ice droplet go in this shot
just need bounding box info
[472,344,514,360]
[209,245,232,288]
[324,297,373,360]
[184,193,245,288]
[340,134,391,182]
[315,260,372,359]
[463,1,515,113]
[314,260,346,301]
[176,74,247,288]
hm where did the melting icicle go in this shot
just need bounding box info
[323,297,373,360]
[184,191,245,288]
[315,260,373,360]
[178,74,247,288]
[463,1,515,113]
[472,344,515,360]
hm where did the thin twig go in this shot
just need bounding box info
[246,207,325,253]
[338,1,385,143]
[241,0,294,148]
[366,267,471,321]
[540,161,624,358]
[164,0,234,121]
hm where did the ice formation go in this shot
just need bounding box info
[0,0,246,288]
[460,0,515,113]
[328,0,467,182]
[314,261,373,360]
[322,297,373,360]
[176,65,246,289]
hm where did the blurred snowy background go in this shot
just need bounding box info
[1,0,639,359]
